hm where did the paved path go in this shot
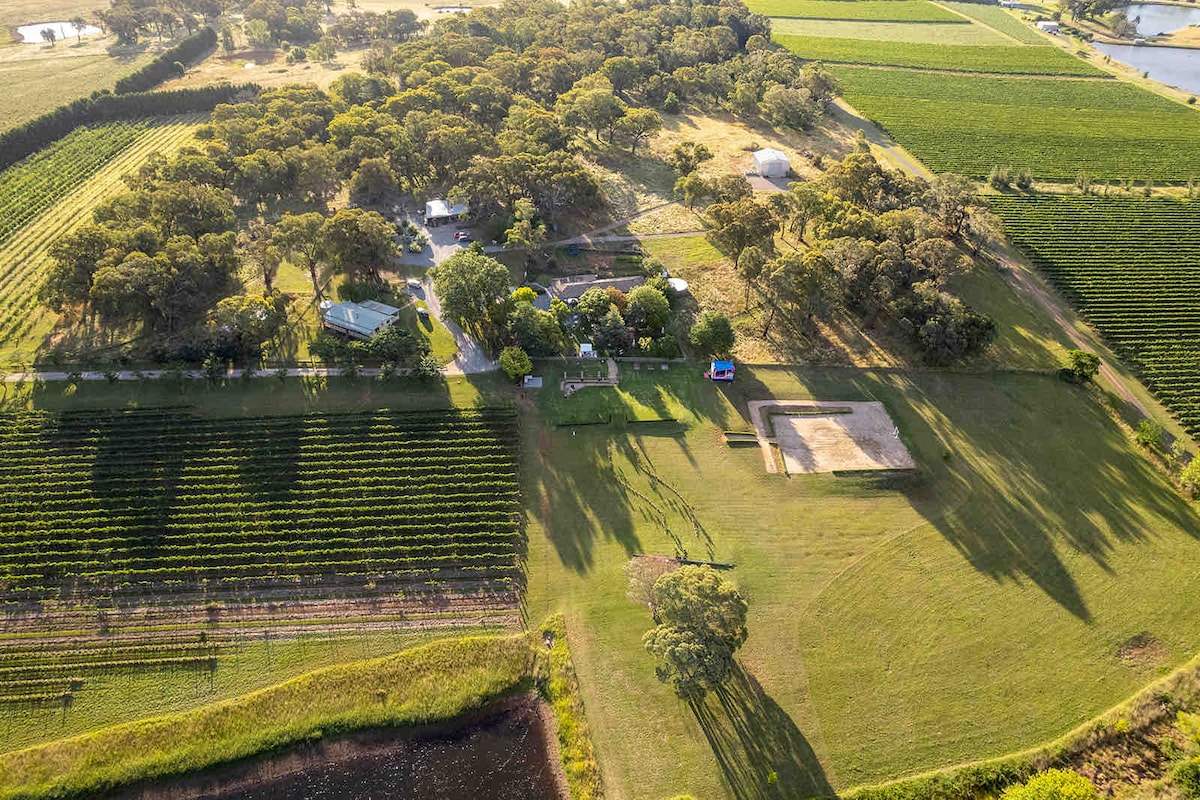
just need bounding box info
[420,275,496,375]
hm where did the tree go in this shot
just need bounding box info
[70,16,88,43]
[319,208,395,282]
[594,306,633,354]
[642,565,748,701]
[208,293,288,359]
[626,285,671,332]
[762,250,842,336]
[506,302,563,355]
[927,173,984,241]
[689,311,735,357]
[675,174,709,209]
[41,27,58,46]
[273,212,325,295]
[499,345,532,382]
[240,220,282,293]
[1001,771,1099,800]
[1136,419,1164,451]
[576,286,613,329]
[432,250,511,328]
[736,245,768,310]
[616,108,663,155]
[667,142,713,176]
[1060,350,1101,384]
[706,198,778,264]
[1181,458,1200,496]
[349,157,397,204]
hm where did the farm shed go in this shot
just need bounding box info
[424,199,468,226]
[1036,20,1059,32]
[322,300,401,340]
[752,148,790,178]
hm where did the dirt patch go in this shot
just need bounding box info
[1119,632,1168,667]
[747,400,915,475]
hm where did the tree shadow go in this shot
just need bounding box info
[693,664,834,800]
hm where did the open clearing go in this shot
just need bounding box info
[750,400,916,474]
[525,364,1200,797]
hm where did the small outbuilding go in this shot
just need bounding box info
[706,360,735,382]
[1036,20,1059,33]
[322,300,401,340]
[424,199,468,226]
[752,148,790,179]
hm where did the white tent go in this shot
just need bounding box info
[752,148,790,178]
[424,199,468,221]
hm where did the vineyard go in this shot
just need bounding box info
[0,407,522,710]
[833,66,1200,180]
[0,122,148,247]
[747,0,963,20]
[0,116,204,365]
[776,36,1106,74]
[991,196,1200,435]
[938,0,1051,43]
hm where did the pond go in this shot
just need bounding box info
[1121,2,1200,34]
[1094,41,1200,93]
[114,699,565,800]
[16,21,102,43]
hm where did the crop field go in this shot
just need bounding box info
[0,115,203,366]
[777,35,1107,74]
[991,196,1200,436]
[0,406,521,716]
[749,0,962,20]
[0,122,149,246]
[770,17,1012,45]
[833,66,1200,179]
[939,0,1050,43]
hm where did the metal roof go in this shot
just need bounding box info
[322,301,400,339]
[425,199,468,218]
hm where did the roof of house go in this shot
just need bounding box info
[425,199,468,218]
[752,148,789,163]
[548,273,647,301]
[322,301,401,338]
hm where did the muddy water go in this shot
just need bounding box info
[118,698,565,800]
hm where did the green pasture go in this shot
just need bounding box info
[776,35,1106,74]
[0,53,153,135]
[525,365,1200,797]
[833,66,1200,179]
[750,0,962,21]
[770,17,1013,45]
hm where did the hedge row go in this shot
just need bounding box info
[0,83,256,172]
[114,27,218,94]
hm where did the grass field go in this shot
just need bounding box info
[524,365,1200,797]
[777,35,1107,74]
[749,0,963,21]
[0,52,154,134]
[991,195,1200,437]
[0,634,532,799]
[833,66,1200,179]
[771,17,1013,45]
[0,115,204,366]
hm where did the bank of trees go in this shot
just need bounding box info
[699,141,999,364]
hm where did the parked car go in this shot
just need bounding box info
[457,236,474,245]
[416,306,430,319]
[454,231,472,241]
[406,278,422,290]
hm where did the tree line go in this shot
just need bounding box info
[114,27,218,94]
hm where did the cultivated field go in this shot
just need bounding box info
[0,404,521,749]
[525,365,1200,798]
[776,35,1107,74]
[0,115,203,366]
[938,0,1052,43]
[747,0,962,21]
[833,66,1200,179]
[771,18,1013,45]
[992,195,1200,437]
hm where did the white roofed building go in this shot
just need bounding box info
[752,148,791,178]
[424,199,468,225]
[322,300,401,340]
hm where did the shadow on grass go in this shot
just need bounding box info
[693,664,833,800]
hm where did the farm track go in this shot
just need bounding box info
[0,116,205,362]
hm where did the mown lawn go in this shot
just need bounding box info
[524,365,1200,798]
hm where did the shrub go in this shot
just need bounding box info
[499,346,532,382]
[1175,757,1200,800]
[1136,419,1165,450]
[1001,770,1099,800]
[1058,350,1100,383]
[689,311,735,357]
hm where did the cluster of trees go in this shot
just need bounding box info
[697,141,1000,364]
[95,0,221,45]
[431,248,680,358]
[241,0,324,45]
[114,27,216,94]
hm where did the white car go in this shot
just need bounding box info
[406,278,422,290]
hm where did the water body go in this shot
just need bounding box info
[113,700,565,800]
[16,21,102,43]
[1092,3,1200,93]
[1094,42,1200,93]
[1122,2,1200,34]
